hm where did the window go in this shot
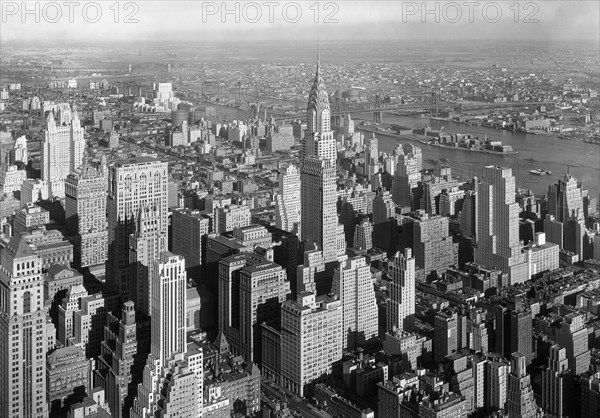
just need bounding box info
[23,291,31,314]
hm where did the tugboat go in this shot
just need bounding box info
[530,168,552,176]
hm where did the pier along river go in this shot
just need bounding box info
[355,113,600,199]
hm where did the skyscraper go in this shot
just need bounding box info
[474,166,528,285]
[412,211,458,278]
[392,145,422,209]
[548,173,585,223]
[100,301,140,418]
[580,372,600,418]
[41,109,85,198]
[280,292,343,397]
[353,218,373,251]
[131,252,198,418]
[433,309,459,362]
[548,174,588,260]
[556,312,590,375]
[300,156,340,264]
[171,208,211,271]
[65,159,108,268]
[364,134,380,181]
[151,252,187,365]
[130,205,166,315]
[542,345,574,418]
[303,47,336,166]
[372,190,398,255]
[107,157,168,309]
[332,256,378,350]
[387,248,416,333]
[0,235,49,417]
[506,353,538,418]
[275,164,301,234]
[218,253,290,364]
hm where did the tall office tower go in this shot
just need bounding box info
[65,159,108,268]
[100,301,140,418]
[486,357,509,412]
[364,134,380,181]
[131,252,198,418]
[332,256,378,350]
[510,309,534,366]
[459,187,478,239]
[343,113,355,137]
[548,173,585,223]
[0,235,49,418]
[506,353,538,418]
[130,205,167,315]
[420,166,460,215]
[107,157,168,308]
[218,253,290,364]
[467,310,489,353]
[433,309,458,362]
[57,285,106,358]
[171,208,211,271]
[548,174,588,259]
[300,156,340,263]
[372,190,398,255]
[387,249,416,333]
[353,218,373,250]
[151,252,186,365]
[296,249,327,296]
[56,102,72,125]
[412,211,458,278]
[556,312,590,375]
[275,164,301,234]
[392,145,422,209]
[580,372,600,418]
[544,214,564,248]
[542,345,574,418]
[474,166,528,285]
[365,134,379,166]
[303,49,336,166]
[280,292,343,397]
[41,110,85,197]
[338,185,375,245]
[57,283,89,345]
[565,217,586,260]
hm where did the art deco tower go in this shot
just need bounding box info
[42,109,85,198]
[387,248,416,333]
[474,166,528,285]
[300,48,345,263]
[107,157,168,310]
[301,156,340,264]
[303,46,336,166]
[275,164,301,234]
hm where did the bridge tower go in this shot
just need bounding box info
[374,93,382,123]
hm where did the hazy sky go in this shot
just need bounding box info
[1,0,599,43]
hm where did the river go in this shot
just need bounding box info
[355,113,600,199]
[194,104,599,199]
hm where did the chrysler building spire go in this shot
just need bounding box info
[303,43,335,166]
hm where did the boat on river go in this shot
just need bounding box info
[530,169,552,176]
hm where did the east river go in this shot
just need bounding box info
[197,102,599,200]
[355,113,600,199]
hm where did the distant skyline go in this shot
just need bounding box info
[1,1,598,44]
